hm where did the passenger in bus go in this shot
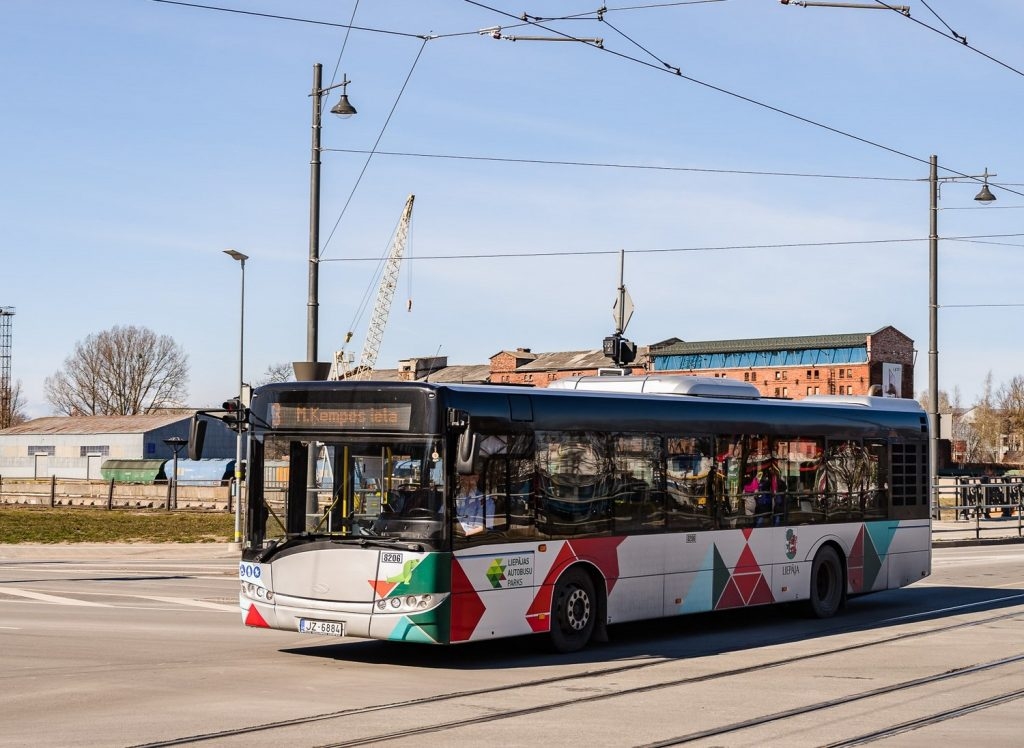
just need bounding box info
[705,462,727,525]
[456,475,495,535]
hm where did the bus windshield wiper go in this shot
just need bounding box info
[329,537,424,552]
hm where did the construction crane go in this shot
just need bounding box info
[333,194,414,380]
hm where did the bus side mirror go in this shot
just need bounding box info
[456,430,478,476]
[188,417,207,461]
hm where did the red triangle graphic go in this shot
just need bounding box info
[450,560,486,642]
[567,537,627,594]
[847,526,865,593]
[369,580,398,598]
[244,604,269,628]
[747,576,775,605]
[716,578,746,609]
[741,528,753,541]
[733,571,761,603]
[734,543,761,575]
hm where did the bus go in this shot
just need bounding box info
[225,375,930,652]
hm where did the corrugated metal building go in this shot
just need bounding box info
[0,413,236,479]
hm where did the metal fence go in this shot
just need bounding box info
[0,475,234,512]
[934,477,1024,540]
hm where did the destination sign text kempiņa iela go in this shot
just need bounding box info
[270,403,412,430]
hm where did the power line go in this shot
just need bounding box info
[148,0,428,38]
[322,147,918,181]
[320,232,1024,263]
[320,38,430,259]
[872,0,1024,80]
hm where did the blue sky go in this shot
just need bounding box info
[4,0,1024,418]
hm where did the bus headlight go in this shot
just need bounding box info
[241,582,274,602]
[375,593,442,613]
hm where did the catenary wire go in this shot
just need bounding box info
[872,0,1024,79]
[318,232,1024,262]
[321,147,919,181]
[463,0,1024,201]
[319,38,430,259]
[149,0,428,38]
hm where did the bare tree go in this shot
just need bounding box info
[254,362,294,386]
[44,325,189,416]
[965,372,1002,464]
[997,375,1024,457]
[0,379,28,428]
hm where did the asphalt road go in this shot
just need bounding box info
[1,542,1023,747]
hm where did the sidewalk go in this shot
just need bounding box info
[932,517,1024,547]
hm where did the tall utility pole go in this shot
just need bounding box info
[301,63,357,525]
[0,307,15,429]
[927,155,996,515]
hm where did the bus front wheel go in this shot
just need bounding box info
[550,568,596,653]
[807,545,845,619]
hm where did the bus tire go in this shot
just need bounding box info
[808,545,844,619]
[550,567,596,653]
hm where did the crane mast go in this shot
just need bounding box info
[345,194,414,380]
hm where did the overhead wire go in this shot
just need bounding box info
[872,0,1024,80]
[148,0,428,38]
[319,37,430,259]
[321,147,919,181]
[462,0,1024,200]
[319,232,1024,263]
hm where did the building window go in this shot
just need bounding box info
[847,386,854,395]
[80,446,110,457]
[774,387,780,397]
[813,370,820,380]
[814,386,820,395]
[839,369,845,379]
[27,446,55,456]
[807,387,812,396]
[743,372,749,381]
[782,371,787,380]
[782,387,788,397]
[806,370,812,378]
[775,371,781,380]
[847,368,853,378]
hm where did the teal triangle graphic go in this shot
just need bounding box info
[864,521,896,557]
[680,545,716,614]
[712,544,731,607]
[864,531,883,590]
[389,616,438,644]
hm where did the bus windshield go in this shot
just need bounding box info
[250,434,446,548]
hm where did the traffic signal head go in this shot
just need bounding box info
[221,398,247,427]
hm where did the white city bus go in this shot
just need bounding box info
[221,375,930,652]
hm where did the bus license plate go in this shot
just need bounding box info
[298,618,346,637]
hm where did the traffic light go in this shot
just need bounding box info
[221,398,247,428]
[602,335,636,366]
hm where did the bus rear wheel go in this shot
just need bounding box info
[807,545,845,619]
[550,568,596,653]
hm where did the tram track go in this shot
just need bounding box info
[637,654,1024,746]
[131,602,1024,748]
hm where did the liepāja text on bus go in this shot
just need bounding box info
[190,375,930,653]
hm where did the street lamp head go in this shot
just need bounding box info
[330,74,357,118]
[330,93,357,118]
[224,248,249,263]
[974,168,996,203]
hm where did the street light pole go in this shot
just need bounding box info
[302,63,357,524]
[224,248,248,548]
[927,155,995,516]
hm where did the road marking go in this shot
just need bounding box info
[0,587,111,607]
[134,595,237,611]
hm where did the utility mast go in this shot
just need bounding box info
[334,194,415,380]
[0,307,15,429]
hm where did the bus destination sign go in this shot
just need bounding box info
[271,403,413,430]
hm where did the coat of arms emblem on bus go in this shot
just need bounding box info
[785,529,798,560]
